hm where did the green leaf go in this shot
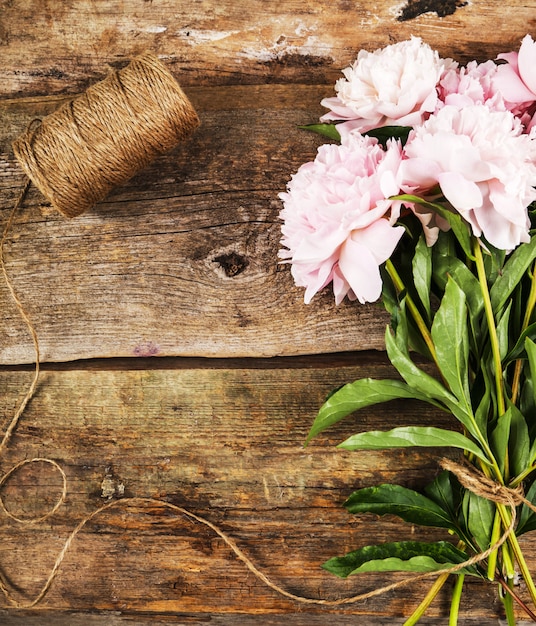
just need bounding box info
[516,480,536,536]
[385,325,487,447]
[385,326,459,413]
[431,277,471,410]
[496,302,512,362]
[385,326,451,402]
[298,123,341,141]
[482,240,507,282]
[490,409,511,477]
[482,244,507,285]
[490,237,536,315]
[412,233,432,322]
[474,383,491,443]
[490,402,529,479]
[392,195,473,260]
[507,402,530,478]
[525,339,536,463]
[425,471,467,539]
[434,229,458,261]
[364,125,412,148]
[432,252,484,321]
[520,373,536,438]
[305,378,441,443]
[463,491,494,552]
[322,541,478,577]
[525,338,536,395]
[502,322,536,367]
[338,426,490,464]
[344,483,457,531]
[392,298,410,352]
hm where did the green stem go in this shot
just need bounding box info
[487,510,501,581]
[403,572,451,626]
[449,574,464,626]
[473,240,506,417]
[496,501,536,607]
[476,450,536,608]
[502,541,516,581]
[503,578,517,626]
[499,576,536,621]
[472,245,536,613]
[475,458,536,609]
[385,259,438,366]
[511,463,536,488]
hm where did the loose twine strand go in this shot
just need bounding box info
[2,55,536,610]
[0,177,39,458]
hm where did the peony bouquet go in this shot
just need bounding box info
[279,36,536,624]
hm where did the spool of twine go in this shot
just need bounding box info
[12,52,199,218]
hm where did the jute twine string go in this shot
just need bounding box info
[2,58,536,612]
[0,178,39,457]
[12,52,199,218]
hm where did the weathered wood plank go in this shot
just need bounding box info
[1,0,535,98]
[0,611,527,626]
[0,357,523,621]
[0,85,391,364]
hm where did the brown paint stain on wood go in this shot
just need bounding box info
[398,0,468,21]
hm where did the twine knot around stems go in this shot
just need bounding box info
[12,52,200,218]
[440,458,527,509]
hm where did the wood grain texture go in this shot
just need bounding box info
[0,613,530,626]
[0,85,391,364]
[2,2,536,624]
[0,357,524,621]
[1,0,535,98]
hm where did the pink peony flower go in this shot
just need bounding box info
[320,37,449,137]
[493,35,536,130]
[279,133,404,304]
[437,59,504,111]
[400,104,536,251]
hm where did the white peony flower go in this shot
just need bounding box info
[320,37,450,137]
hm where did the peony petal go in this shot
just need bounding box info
[331,266,352,305]
[293,227,347,264]
[517,35,536,96]
[338,239,383,304]
[496,51,519,69]
[437,171,483,211]
[494,65,536,103]
[354,220,405,265]
[320,37,445,132]
[379,168,400,199]
[399,157,442,190]
[472,202,529,251]
[295,261,335,304]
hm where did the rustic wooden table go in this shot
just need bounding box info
[1,1,536,624]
